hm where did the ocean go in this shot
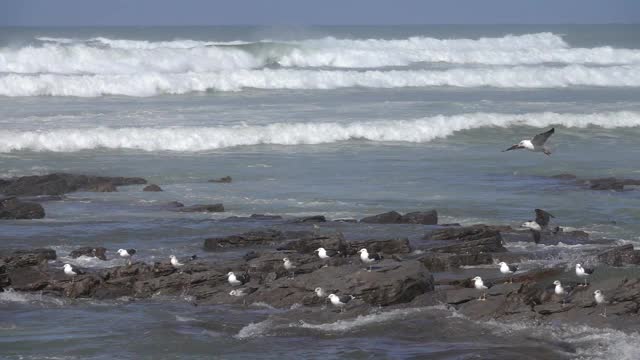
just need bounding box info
[1,25,639,359]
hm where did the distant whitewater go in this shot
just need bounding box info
[1,111,638,152]
[1,32,640,97]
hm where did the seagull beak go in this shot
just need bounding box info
[502,144,521,152]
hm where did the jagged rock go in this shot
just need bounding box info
[91,183,117,192]
[420,252,493,272]
[426,224,509,241]
[347,238,412,255]
[277,233,347,254]
[0,173,146,196]
[204,229,285,250]
[0,197,45,219]
[292,215,326,223]
[597,244,640,266]
[400,210,438,225]
[178,204,225,213]
[3,248,57,268]
[208,176,232,183]
[429,236,506,254]
[360,211,402,224]
[143,184,163,192]
[69,247,108,261]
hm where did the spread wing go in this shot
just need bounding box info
[534,209,554,227]
[531,128,554,147]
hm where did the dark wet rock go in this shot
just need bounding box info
[360,211,402,224]
[0,196,45,219]
[143,184,163,192]
[550,173,577,180]
[0,173,146,196]
[69,247,108,261]
[426,224,510,241]
[277,233,347,254]
[419,252,493,272]
[347,238,412,256]
[208,176,232,183]
[178,203,225,213]
[243,251,260,262]
[400,210,438,225]
[2,249,57,268]
[292,215,326,223]
[204,229,285,250]
[429,235,506,254]
[250,214,282,220]
[597,244,640,266]
[586,177,640,191]
[164,201,184,208]
[91,183,117,192]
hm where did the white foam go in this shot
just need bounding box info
[0,111,638,152]
[297,306,437,332]
[1,65,639,97]
[234,320,273,339]
[0,288,66,306]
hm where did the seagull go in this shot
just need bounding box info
[170,254,197,269]
[283,257,296,278]
[553,280,570,306]
[63,263,85,283]
[521,209,555,243]
[117,248,136,265]
[503,128,555,156]
[594,290,607,317]
[327,293,355,312]
[472,276,492,301]
[358,248,383,272]
[314,287,326,298]
[575,264,595,286]
[498,262,518,283]
[314,248,340,266]
[227,271,249,287]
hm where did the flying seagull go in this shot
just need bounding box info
[594,290,607,317]
[327,293,355,312]
[498,262,518,283]
[472,276,492,301]
[575,264,595,287]
[358,248,383,272]
[503,128,555,156]
[521,209,555,243]
[227,271,250,287]
[63,263,85,283]
[117,248,136,265]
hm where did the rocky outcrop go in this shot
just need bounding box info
[0,173,146,196]
[0,197,45,219]
[425,225,507,254]
[597,244,640,266]
[208,176,232,183]
[69,247,108,261]
[204,229,287,250]
[178,204,225,213]
[143,184,163,192]
[420,252,493,272]
[360,210,438,225]
[550,173,640,192]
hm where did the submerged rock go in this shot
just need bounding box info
[69,247,108,261]
[0,197,45,219]
[178,203,225,213]
[143,184,163,192]
[359,210,438,225]
[0,173,146,196]
[204,229,286,250]
[208,176,232,183]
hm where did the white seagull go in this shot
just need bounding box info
[327,293,355,312]
[227,271,249,287]
[575,264,595,287]
[498,262,518,283]
[314,247,340,260]
[170,254,197,269]
[503,128,555,156]
[63,263,85,283]
[472,276,492,301]
[314,287,326,298]
[117,248,136,265]
[553,280,570,306]
[358,248,383,272]
[283,257,296,278]
[594,290,607,317]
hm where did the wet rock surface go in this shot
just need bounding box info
[0,173,147,196]
[360,210,438,225]
[177,203,225,213]
[143,184,163,192]
[0,196,45,219]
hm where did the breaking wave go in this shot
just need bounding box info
[1,111,638,152]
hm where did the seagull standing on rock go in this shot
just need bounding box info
[553,280,571,306]
[170,255,197,269]
[327,293,355,312]
[472,276,492,301]
[521,209,555,244]
[283,257,296,278]
[227,271,249,287]
[498,262,518,283]
[63,263,84,283]
[503,128,555,156]
[117,248,136,265]
[576,264,595,286]
[594,290,607,317]
[358,248,383,272]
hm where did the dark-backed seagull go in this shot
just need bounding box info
[553,280,571,306]
[283,257,296,278]
[117,248,136,265]
[472,276,492,301]
[358,248,383,272]
[227,271,249,286]
[63,263,85,283]
[328,293,355,312]
[170,254,197,269]
[594,290,607,317]
[498,262,518,283]
[521,209,555,243]
[315,247,340,260]
[503,128,555,156]
[575,264,595,286]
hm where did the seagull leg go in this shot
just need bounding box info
[601,305,607,318]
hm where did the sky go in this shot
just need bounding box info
[1,0,639,26]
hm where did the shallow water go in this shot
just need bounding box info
[1,25,640,359]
